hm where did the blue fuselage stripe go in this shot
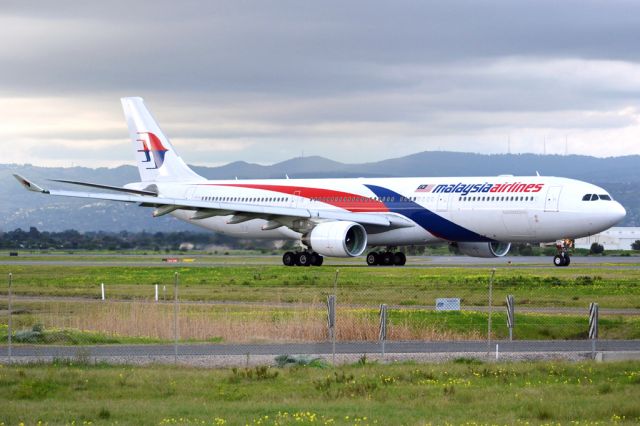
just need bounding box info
[365,184,493,242]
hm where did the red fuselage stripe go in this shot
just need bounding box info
[204,183,390,213]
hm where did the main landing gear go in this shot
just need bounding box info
[553,240,572,267]
[366,250,406,266]
[282,251,324,267]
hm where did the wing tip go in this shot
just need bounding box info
[13,174,48,193]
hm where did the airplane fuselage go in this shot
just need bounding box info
[138,175,625,245]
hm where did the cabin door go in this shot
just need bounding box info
[544,186,562,212]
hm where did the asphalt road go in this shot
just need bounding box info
[1,340,639,358]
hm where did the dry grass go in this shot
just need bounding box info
[16,300,482,343]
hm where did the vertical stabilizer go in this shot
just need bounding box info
[121,97,204,182]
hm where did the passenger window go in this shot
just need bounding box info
[591,194,599,201]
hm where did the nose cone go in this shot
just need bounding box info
[611,201,627,224]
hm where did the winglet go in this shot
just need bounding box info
[13,174,49,193]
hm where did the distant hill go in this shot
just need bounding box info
[1,151,638,232]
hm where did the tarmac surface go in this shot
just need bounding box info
[1,254,640,268]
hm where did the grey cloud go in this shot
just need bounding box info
[2,1,640,166]
[3,0,640,96]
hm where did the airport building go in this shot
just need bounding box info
[574,227,640,250]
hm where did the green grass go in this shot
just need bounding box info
[386,310,640,340]
[0,324,175,345]
[0,361,638,425]
[1,257,638,343]
[2,263,640,308]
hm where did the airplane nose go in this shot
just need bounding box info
[611,201,626,223]
[606,201,627,226]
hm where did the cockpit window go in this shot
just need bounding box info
[590,194,599,201]
[599,194,612,201]
[582,194,592,201]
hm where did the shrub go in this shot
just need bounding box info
[590,242,604,255]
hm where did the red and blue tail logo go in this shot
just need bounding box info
[137,132,168,169]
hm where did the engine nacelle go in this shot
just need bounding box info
[457,242,511,258]
[303,221,368,257]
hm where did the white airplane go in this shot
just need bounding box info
[14,97,626,267]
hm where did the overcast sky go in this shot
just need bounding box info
[1,0,640,168]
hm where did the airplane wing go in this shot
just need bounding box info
[13,174,400,228]
[48,178,158,196]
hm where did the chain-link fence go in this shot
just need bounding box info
[1,266,639,364]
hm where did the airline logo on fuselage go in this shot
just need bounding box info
[416,182,544,196]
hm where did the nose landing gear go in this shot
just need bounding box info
[553,239,573,267]
[553,253,570,267]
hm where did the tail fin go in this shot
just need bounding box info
[121,97,204,182]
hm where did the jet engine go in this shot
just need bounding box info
[303,221,367,257]
[456,242,511,258]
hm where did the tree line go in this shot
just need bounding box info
[0,227,277,251]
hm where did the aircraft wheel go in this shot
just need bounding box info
[297,251,312,267]
[366,252,379,266]
[381,251,394,266]
[393,252,406,266]
[311,252,324,266]
[553,255,565,267]
[283,251,295,266]
[563,253,571,266]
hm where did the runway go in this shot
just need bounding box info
[1,254,639,268]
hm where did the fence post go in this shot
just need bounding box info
[7,273,12,364]
[506,295,515,341]
[379,304,388,357]
[155,284,158,302]
[487,268,496,352]
[327,295,336,340]
[101,283,105,301]
[589,302,599,357]
[174,272,179,364]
